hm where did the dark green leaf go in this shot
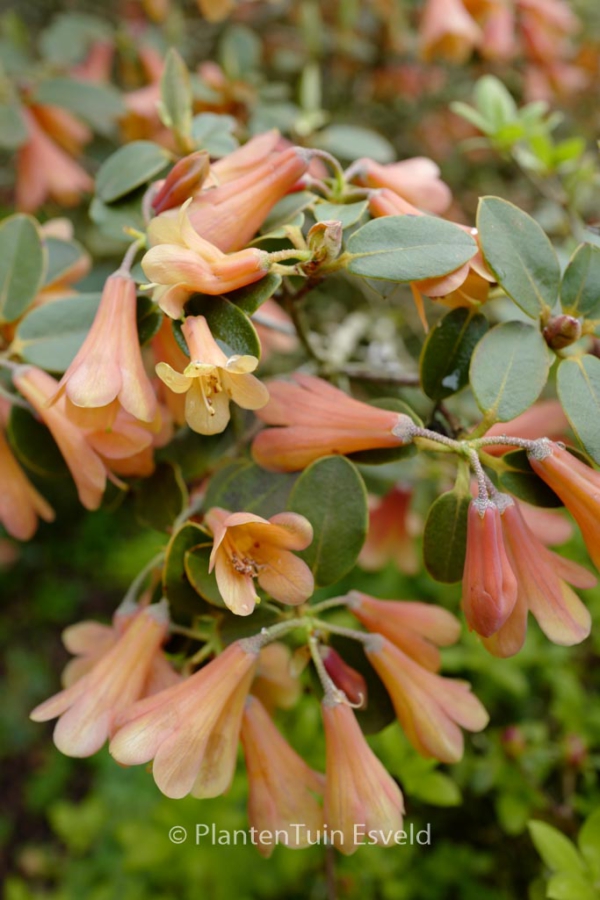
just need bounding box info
[0,214,46,324]
[7,406,69,478]
[134,462,188,532]
[213,273,282,316]
[95,142,171,204]
[287,456,368,586]
[498,450,562,508]
[347,216,478,282]
[423,489,470,583]
[136,295,163,346]
[557,355,600,464]
[184,543,226,607]
[163,522,214,619]
[157,426,236,481]
[420,307,489,401]
[330,634,396,734]
[560,243,600,318]
[204,459,297,518]
[217,605,279,646]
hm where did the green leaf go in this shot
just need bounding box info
[314,200,368,230]
[95,142,171,204]
[579,809,600,880]
[0,214,46,324]
[261,192,316,234]
[546,872,598,900]
[528,820,587,875]
[11,293,101,372]
[348,398,420,465]
[346,216,478,282]
[136,295,163,346]
[159,48,193,140]
[477,196,560,317]
[32,78,124,134]
[89,192,145,242]
[423,489,470,583]
[7,406,69,479]
[312,125,395,163]
[42,238,87,288]
[183,294,262,358]
[420,307,489,401]
[217,605,279,647]
[560,243,600,318]
[163,522,214,619]
[0,102,28,149]
[287,456,368,586]
[134,462,188,532]
[219,25,261,80]
[474,75,518,132]
[158,426,236,481]
[498,450,562,508]
[557,356,600,464]
[204,459,297,519]
[221,273,282,316]
[406,771,462,807]
[470,322,551,422]
[191,113,238,157]
[184,543,226,607]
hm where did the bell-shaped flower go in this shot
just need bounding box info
[252,374,415,472]
[359,486,419,574]
[322,698,404,855]
[347,592,461,672]
[241,695,325,857]
[155,315,269,435]
[30,602,170,757]
[366,636,489,763]
[528,441,600,571]
[0,425,54,540]
[209,130,282,184]
[461,498,518,638]
[251,642,302,711]
[351,156,452,215]
[419,0,481,63]
[109,640,259,799]
[52,272,157,423]
[485,495,595,657]
[204,507,314,616]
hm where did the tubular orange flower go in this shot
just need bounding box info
[347,592,461,672]
[252,374,415,473]
[484,494,595,657]
[359,486,419,574]
[204,507,314,616]
[351,156,452,215]
[366,636,489,763]
[155,315,269,435]
[30,602,170,757]
[0,426,54,540]
[251,642,302,712]
[461,499,518,638]
[419,0,482,63]
[52,272,157,423]
[241,695,324,857]
[322,699,404,855]
[209,130,282,184]
[152,151,211,214]
[109,640,259,799]
[528,441,600,570]
[320,647,367,707]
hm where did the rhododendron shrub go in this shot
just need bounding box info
[3,1,600,897]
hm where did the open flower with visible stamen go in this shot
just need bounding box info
[30,602,170,757]
[322,698,404,855]
[51,272,157,423]
[347,592,461,672]
[204,507,314,616]
[528,441,600,571]
[366,636,489,763]
[252,374,415,473]
[462,498,518,638]
[484,494,595,657]
[0,425,55,540]
[155,315,269,435]
[109,640,259,799]
[241,695,324,857]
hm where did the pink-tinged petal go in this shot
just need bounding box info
[152,726,210,799]
[156,362,192,393]
[482,593,529,658]
[252,426,403,473]
[528,580,591,646]
[221,511,270,529]
[182,316,229,367]
[240,512,313,551]
[0,428,55,540]
[214,553,259,616]
[548,551,597,590]
[110,693,188,765]
[62,621,114,656]
[61,657,96,688]
[30,679,87,722]
[256,549,314,606]
[185,380,231,435]
[154,284,191,318]
[205,509,230,569]
[222,372,270,411]
[53,704,112,757]
[224,355,259,375]
[415,262,471,298]
[520,504,573,546]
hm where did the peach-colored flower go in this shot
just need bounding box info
[252,374,415,473]
[483,494,595,657]
[419,0,482,63]
[351,157,452,215]
[359,486,419,574]
[52,272,157,423]
[241,695,324,857]
[462,499,518,638]
[479,1,516,61]
[483,400,569,454]
[366,636,489,762]
[519,502,573,547]
[322,699,404,854]
[151,151,211,214]
[155,316,269,435]
[30,602,170,757]
[71,40,114,83]
[143,204,271,317]
[151,317,189,425]
[204,507,314,616]
[347,592,461,672]
[16,108,93,213]
[251,642,302,712]
[109,640,259,799]
[209,131,282,185]
[528,441,600,571]
[0,426,54,540]
[321,647,367,707]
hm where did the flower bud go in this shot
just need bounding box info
[543,314,582,350]
[152,151,211,213]
[305,220,343,269]
[321,647,367,708]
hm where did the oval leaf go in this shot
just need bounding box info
[204,459,297,519]
[96,142,171,203]
[557,355,600,464]
[287,456,368,586]
[134,462,188,533]
[7,406,69,478]
[420,307,489,401]
[477,196,560,317]
[470,321,551,423]
[11,293,101,372]
[163,522,214,620]
[498,450,562,508]
[560,243,600,318]
[347,215,478,283]
[423,489,470,583]
[0,214,46,324]
[159,48,193,139]
[33,78,125,134]
[528,820,586,875]
[184,543,227,607]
